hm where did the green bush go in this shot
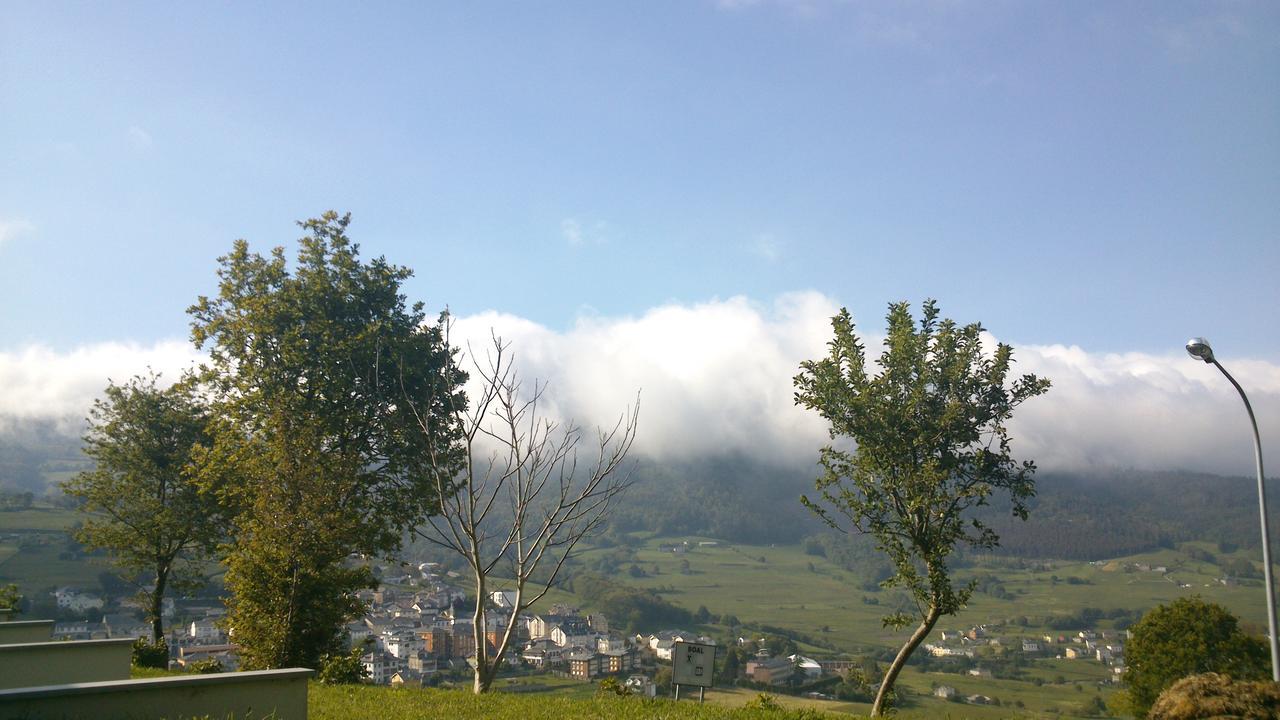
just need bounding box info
[131,637,169,669]
[319,647,369,685]
[189,658,223,674]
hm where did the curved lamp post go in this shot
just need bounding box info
[1186,337,1279,681]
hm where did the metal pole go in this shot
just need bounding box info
[1213,358,1280,681]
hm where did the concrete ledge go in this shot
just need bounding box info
[0,620,53,644]
[0,668,314,719]
[0,638,134,689]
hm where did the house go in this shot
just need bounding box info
[934,685,957,700]
[653,639,676,661]
[361,651,403,685]
[490,591,517,609]
[787,654,823,679]
[529,613,576,640]
[596,635,627,653]
[54,587,104,613]
[407,651,438,676]
[102,613,151,640]
[1065,647,1085,659]
[567,650,604,679]
[968,668,992,679]
[550,620,596,648]
[1022,640,1041,653]
[52,620,104,640]
[521,639,564,669]
[967,694,993,705]
[599,647,636,674]
[746,656,793,686]
[383,630,422,659]
[625,674,657,697]
[189,618,226,643]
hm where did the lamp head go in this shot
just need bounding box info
[1186,337,1215,364]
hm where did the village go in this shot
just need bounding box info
[42,555,1131,704]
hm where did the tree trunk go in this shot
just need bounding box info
[871,604,942,717]
[472,568,490,693]
[149,565,168,644]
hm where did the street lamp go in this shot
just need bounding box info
[1186,337,1279,681]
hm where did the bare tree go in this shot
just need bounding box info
[410,328,638,693]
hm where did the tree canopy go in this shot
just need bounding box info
[188,212,465,668]
[62,372,219,642]
[1122,596,1269,717]
[794,299,1049,716]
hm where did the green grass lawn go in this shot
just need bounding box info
[0,506,81,533]
[310,682,860,720]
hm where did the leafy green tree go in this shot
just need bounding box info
[794,300,1049,716]
[1121,596,1269,717]
[0,583,20,611]
[188,212,465,669]
[62,373,218,642]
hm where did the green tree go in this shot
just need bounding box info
[1121,596,1269,718]
[0,583,20,611]
[794,300,1049,716]
[62,373,218,642]
[188,212,465,669]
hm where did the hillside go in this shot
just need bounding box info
[615,456,1278,561]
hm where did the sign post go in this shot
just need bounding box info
[671,640,715,703]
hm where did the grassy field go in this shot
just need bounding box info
[575,535,1271,648]
[18,505,1276,718]
[0,504,108,599]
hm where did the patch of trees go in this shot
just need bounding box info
[564,574,691,633]
[1118,596,1269,718]
[1042,606,1136,630]
[802,532,894,589]
[609,455,817,544]
[978,470,1278,560]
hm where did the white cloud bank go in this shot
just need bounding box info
[2,292,1277,476]
[0,341,205,434]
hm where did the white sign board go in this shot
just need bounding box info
[672,640,715,688]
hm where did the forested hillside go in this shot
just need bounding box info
[2,429,1274,563]
[612,457,1276,561]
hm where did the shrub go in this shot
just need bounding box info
[319,647,369,685]
[189,658,223,674]
[1148,672,1280,720]
[131,637,169,669]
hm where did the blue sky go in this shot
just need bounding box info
[3,0,1277,355]
[2,2,1279,473]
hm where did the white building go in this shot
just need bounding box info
[54,588,104,613]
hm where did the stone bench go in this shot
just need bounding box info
[0,619,53,644]
[0,668,313,720]
[0,638,133,689]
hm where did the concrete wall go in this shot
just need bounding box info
[0,638,133,689]
[0,619,53,644]
[0,668,313,720]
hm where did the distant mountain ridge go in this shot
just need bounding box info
[2,423,1273,561]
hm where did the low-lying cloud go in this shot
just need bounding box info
[2,292,1276,477]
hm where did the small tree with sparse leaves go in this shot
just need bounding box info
[794,300,1049,716]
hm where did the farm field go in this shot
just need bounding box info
[0,504,107,599]
[12,502,1277,718]
[567,536,1272,649]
